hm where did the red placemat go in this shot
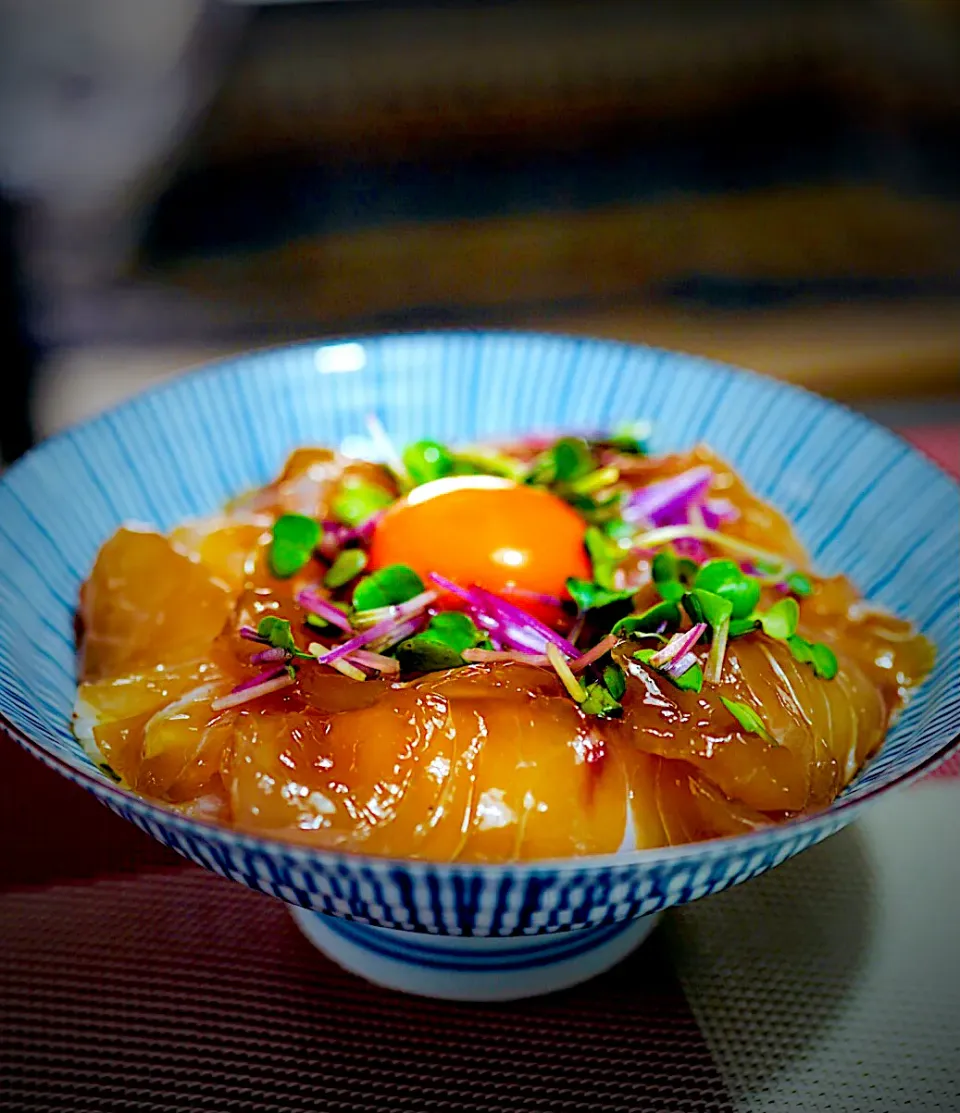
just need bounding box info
[1,426,957,1112]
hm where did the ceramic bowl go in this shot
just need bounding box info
[1,334,957,1001]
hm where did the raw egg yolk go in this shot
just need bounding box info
[368,476,591,603]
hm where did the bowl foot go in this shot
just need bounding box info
[289,909,661,1001]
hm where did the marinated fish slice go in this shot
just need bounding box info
[170,514,272,593]
[79,528,232,681]
[652,757,773,845]
[800,575,936,704]
[137,680,238,802]
[614,636,889,813]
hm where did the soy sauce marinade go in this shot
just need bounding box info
[74,425,934,858]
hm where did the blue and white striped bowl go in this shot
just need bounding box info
[1,334,958,1000]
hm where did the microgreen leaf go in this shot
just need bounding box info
[676,662,704,692]
[566,577,634,612]
[758,597,799,641]
[657,580,686,603]
[584,525,623,589]
[324,548,368,589]
[395,635,466,673]
[352,564,425,611]
[787,634,814,664]
[603,421,651,456]
[613,600,681,637]
[426,611,488,654]
[395,611,488,672]
[305,609,348,632]
[682,592,705,625]
[452,450,525,481]
[256,616,312,659]
[785,571,814,597]
[752,558,780,575]
[568,466,620,497]
[652,550,688,602]
[580,681,623,718]
[603,662,627,701]
[719,696,774,742]
[269,514,321,578]
[694,589,734,630]
[729,617,760,638]
[676,557,700,585]
[602,519,637,543]
[787,635,839,679]
[652,549,678,585]
[694,559,761,620]
[810,642,839,680]
[634,648,703,692]
[550,437,595,483]
[332,479,393,528]
[402,439,456,486]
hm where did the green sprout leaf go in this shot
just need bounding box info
[811,642,839,680]
[676,557,700,585]
[602,518,638,543]
[331,479,393,528]
[352,563,425,611]
[728,616,760,638]
[426,611,488,654]
[402,439,456,486]
[751,558,780,575]
[580,681,623,718]
[785,571,814,597]
[584,525,624,590]
[613,600,681,638]
[395,636,465,673]
[566,577,634,612]
[694,559,761,620]
[395,612,488,672]
[304,607,348,632]
[256,616,312,659]
[324,548,368,589]
[634,648,703,693]
[657,580,686,603]
[694,589,734,630]
[603,421,652,456]
[674,662,704,693]
[758,597,800,641]
[568,465,620,497]
[787,635,839,680]
[550,437,595,483]
[719,696,774,742]
[451,450,525,481]
[652,550,689,603]
[682,591,705,625]
[269,514,321,578]
[602,662,627,701]
[652,549,678,585]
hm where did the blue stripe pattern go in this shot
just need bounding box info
[0,333,957,938]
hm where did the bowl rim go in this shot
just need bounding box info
[5,328,960,492]
[2,329,958,875]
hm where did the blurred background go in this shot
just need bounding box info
[1,0,958,464]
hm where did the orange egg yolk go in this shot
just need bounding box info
[368,476,591,605]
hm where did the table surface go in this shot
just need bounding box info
[1,427,957,1113]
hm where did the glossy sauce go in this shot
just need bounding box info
[74,445,934,859]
